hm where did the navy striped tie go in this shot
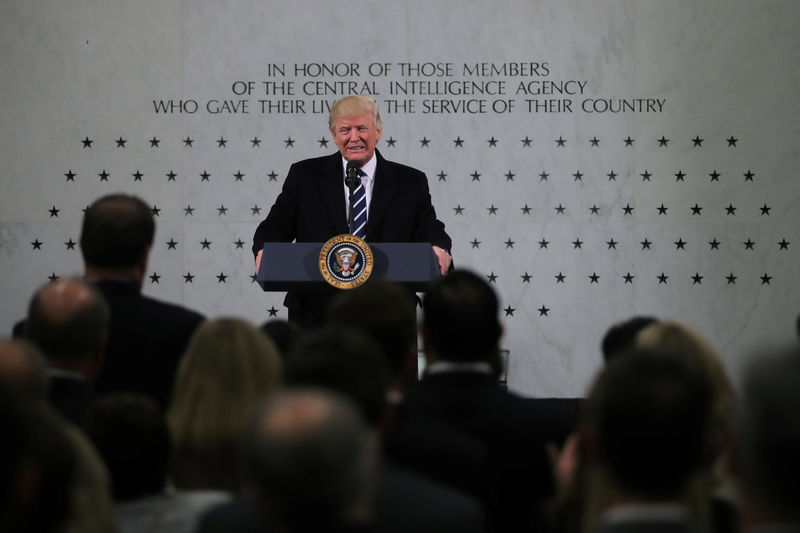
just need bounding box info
[351,169,367,239]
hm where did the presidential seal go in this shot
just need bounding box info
[319,234,374,289]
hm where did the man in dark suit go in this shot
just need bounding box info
[252,95,452,327]
[80,194,204,407]
[582,347,714,533]
[403,269,555,533]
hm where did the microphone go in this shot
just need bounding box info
[345,160,360,190]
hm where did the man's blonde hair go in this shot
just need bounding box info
[328,95,382,131]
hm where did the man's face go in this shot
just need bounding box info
[332,113,382,167]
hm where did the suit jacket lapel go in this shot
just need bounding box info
[316,153,349,235]
[367,150,399,237]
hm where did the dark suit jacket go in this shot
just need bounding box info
[196,464,484,533]
[92,279,204,407]
[594,516,701,533]
[47,374,95,428]
[252,150,451,326]
[401,370,556,533]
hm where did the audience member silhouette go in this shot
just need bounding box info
[600,315,658,363]
[25,277,109,427]
[167,318,282,492]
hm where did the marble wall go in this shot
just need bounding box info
[1,0,798,397]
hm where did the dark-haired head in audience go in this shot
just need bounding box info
[260,318,303,362]
[243,389,376,532]
[285,326,388,427]
[736,343,800,528]
[600,315,658,363]
[583,348,713,514]
[0,381,76,533]
[25,278,109,426]
[86,392,170,501]
[327,279,417,396]
[81,193,155,288]
[421,269,503,376]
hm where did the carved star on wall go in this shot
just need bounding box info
[521,272,532,283]
[251,137,262,147]
[539,171,549,181]
[691,204,703,215]
[606,238,618,249]
[184,206,195,216]
[470,238,480,249]
[589,137,600,147]
[487,272,498,283]
[149,272,161,283]
[487,205,498,215]
[538,239,549,249]
[504,306,515,317]
[589,205,600,215]
[217,205,228,215]
[521,205,532,215]
[151,205,160,217]
[743,238,755,250]
[385,137,397,147]
[504,238,515,249]
[453,137,464,147]
[623,136,634,147]
[149,137,160,147]
[65,170,76,181]
[200,239,212,249]
[623,272,635,284]
[217,137,228,147]
[115,137,127,148]
[200,171,210,181]
[726,136,738,147]
[674,238,687,250]
[166,239,178,250]
[48,206,60,217]
[521,136,533,147]
[183,273,195,283]
[622,203,634,215]
[572,171,583,181]
[588,273,599,283]
[760,273,772,285]
[166,171,177,181]
[538,306,549,316]
[234,171,245,181]
[437,171,447,182]
[555,136,566,147]
[65,239,77,250]
[607,171,617,181]
[268,307,279,317]
[471,171,481,181]
[267,171,279,181]
[640,170,652,181]
[453,205,464,215]
[183,137,194,147]
[251,205,262,215]
[726,273,737,284]
[283,137,294,147]
[419,137,430,147]
[555,204,566,215]
[640,238,652,250]
[675,170,686,182]
[708,238,720,250]
[657,273,669,284]
[691,273,703,285]
[48,273,59,282]
[217,273,228,283]
[744,170,755,181]
[82,136,93,148]
[760,204,771,215]
[133,171,143,181]
[317,138,328,147]
[657,204,668,215]
[555,272,566,283]
[709,170,720,182]
[572,239,584,249]
[657,136,669,146]
[778,239,790,250]
[487,136,498,147]
[505,171,516,181]
[725,204,737,215]
[234,239,245,249]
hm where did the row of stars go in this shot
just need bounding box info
[40,201,778,220]
[59,168,758,184]
[79,135,741,150]
[62,169,280,183]
[467,236,790,251]
[24,236,791,252]
[453,202,774,216]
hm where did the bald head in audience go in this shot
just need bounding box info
[26,278,109,379]
[0,339,48,403]
[243,389,376,532]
